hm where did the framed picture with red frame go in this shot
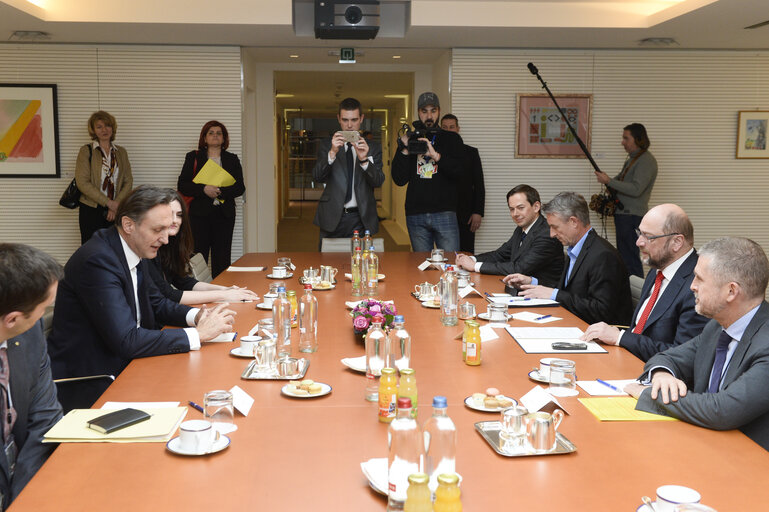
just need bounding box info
[515,93,592,159]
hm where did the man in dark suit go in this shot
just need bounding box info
[504,192,633,325]
[48,186,234,411]
[440,114,485,253]
[581,204,708,361]
[312,97,384,248]
[0,243,64,508]
[456,184,563,287]
[626,237,769,451]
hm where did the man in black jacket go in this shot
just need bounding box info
[392,92,464,252]
[456,184,563,287]
[504,191,633,325]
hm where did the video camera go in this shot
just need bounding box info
[399,120,440,155]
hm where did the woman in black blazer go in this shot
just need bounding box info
[177,121,245,277]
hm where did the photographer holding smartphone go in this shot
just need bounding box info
[312,97,384,249]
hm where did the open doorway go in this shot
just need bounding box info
[274,70,413,252]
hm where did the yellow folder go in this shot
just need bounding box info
[43,407,187,443]
[192,159,236,187]
[578,397,678,421]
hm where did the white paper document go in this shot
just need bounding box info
[577,379,637,396]
[510,311,562,324]
[226,266,265,272]
[479,325,499,342]
[488,295,559,307]
[207,332,237,343]
[506,327,585,339]
[101,401,180,410]
[505,326,607,354]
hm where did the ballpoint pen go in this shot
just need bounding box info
[188,401,204,413]
[534,314,551,321]
[596,379,623,393]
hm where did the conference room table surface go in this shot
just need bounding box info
[12,252,769,511]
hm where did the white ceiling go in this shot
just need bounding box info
[1,0,768,53]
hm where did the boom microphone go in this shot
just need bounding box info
[527,62,538,75]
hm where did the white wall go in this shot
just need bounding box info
[0,44,243,264]
[452,49,769,256]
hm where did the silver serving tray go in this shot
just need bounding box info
[474,421,577,457]
[241,358,310,380]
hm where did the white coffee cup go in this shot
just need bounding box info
[539,357,558,379]
[262,296,275,307]
[178,419,219,454]
[656,485,701,512]
[272,266,287,278]
[239,335,262,356]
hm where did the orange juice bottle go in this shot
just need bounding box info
[378,368,398,423]
[463,320,481,366]
[404,473,432,512]
[287,290,298,328]
[398,368,418,420]
[433,473,462,512]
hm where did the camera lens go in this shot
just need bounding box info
[344,5,363,24]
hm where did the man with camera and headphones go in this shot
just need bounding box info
[392,92,465,252]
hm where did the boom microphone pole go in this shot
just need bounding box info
[526,62,602,175]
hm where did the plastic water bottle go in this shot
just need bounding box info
[365,320,386,402]
[351,229,361,254]
[351,246,363,297]
[298,284,318,353]
[363,229,373,252]
[387,315,411,370]
[363,248,379,296]
[387,397,423,512]
[440,265,458,326]
[422,396,457,495]
[272,286,292,358]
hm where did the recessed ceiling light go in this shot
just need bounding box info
[289,54,299,58]
[392,55,401,59]
[276,93,295,98]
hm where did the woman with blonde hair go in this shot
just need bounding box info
[75,110,133,244]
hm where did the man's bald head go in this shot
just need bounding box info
[637,204,694,270]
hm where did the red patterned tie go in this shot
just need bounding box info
[0,347,18,443]
[633,271,664,334]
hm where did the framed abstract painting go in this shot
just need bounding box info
[515,93,592,158]
[736,110,769,159]
[0,83,60,177]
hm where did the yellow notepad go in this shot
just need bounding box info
[192,159,236,187]
[578,397,678,421]
[43,407,187,443]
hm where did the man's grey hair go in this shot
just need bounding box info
[699,237,769,299]
[542,192,590,226]
[662,209,694,245]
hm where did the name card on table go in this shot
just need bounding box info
[458,285,482,298]
[229,385,255,416]
[519,385,572,415]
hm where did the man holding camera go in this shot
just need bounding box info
[392,92,464,252]
[312,97,384,249]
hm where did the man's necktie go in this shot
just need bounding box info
[344,144,354,204]
[0,348,18,444]
[519,231,527,247]
[708,330,732,393]
[632,271,664,334]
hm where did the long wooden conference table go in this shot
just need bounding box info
[11,252,769,511]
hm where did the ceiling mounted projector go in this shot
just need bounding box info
[315,0,380,40]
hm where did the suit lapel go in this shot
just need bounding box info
[508,227,523,263]
[105,228,138,321]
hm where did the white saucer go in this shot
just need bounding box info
[166,435,230,456]
[636,503,658,512]
[528,369,550,384]
[230,347,255,358]
[421,301,440,309]
[312,283,336,291]
[547,387,580,397]
[344,273,385,281]
[478,312,510,321]
[427,257,447,263]
[255,302,273,310]
[281,382,332,398]
[340,355,366,373]
[267,273,293,279]
[464,395,518,412]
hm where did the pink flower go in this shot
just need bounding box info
[353,315,370,330]
[369,304,382,313]
[372,313,385,325]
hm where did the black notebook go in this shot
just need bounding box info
[86,408,151,434]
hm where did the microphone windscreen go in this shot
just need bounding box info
[527,62,538,75]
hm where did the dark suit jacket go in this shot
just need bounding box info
[475,215,564,287]
[177,150,245,219]
[312,138,384,234]
[555,229,633,326]
[0,320,62,507]
[456,144,485,221]
[48,227,193,406]
[620,251,708,361]
[637,302,769,451]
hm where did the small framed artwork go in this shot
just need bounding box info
[516,93,592,158]
[0,83,60,177]
[736,110,769,159]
